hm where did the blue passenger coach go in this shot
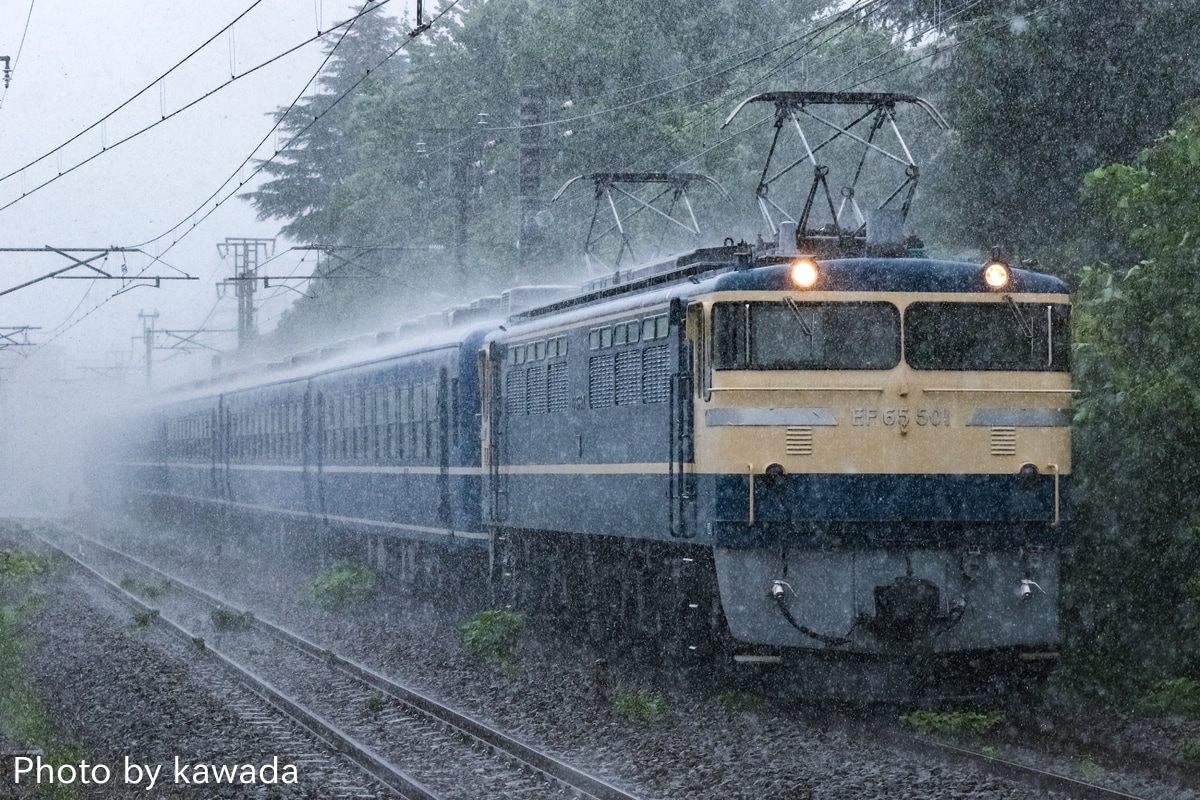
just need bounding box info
[127,325,493,548]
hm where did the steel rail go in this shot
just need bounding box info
[882,727,1163,800]
[36,531,441,800]
[52,529,642,800]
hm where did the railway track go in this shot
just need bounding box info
[882,726,1181,800]
[36,526,643,800]
[31,523,1189,800]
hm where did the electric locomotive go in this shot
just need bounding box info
[481,92,1070,697]
[481,238,1070,697]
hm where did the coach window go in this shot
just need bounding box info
[642,315,669,341]
[359,390,369,459]
[270,404,278,460]
[350,392,361,459]
[291,401,301,460]
[412,383,425,461]
[322,397,332,460]
[355,394,364,459]
[328,395,338,460]
[328,397,337,460]
[451,377,460,448]
[427,381,438,461]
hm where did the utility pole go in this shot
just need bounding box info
[139,310,159,386]
[133,312,237,387]
[518,88,546,281]
[217,237,275,349]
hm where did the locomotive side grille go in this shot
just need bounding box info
[785,426,814,456]
[615,350,641,405]
[588,354,615,408]
[526,365,548,414]
[547,362,568,412]
[505,369,527,415]
[642,345,670,403]
[990,427,1017,456]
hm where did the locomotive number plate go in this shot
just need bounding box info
[851,408,951,428]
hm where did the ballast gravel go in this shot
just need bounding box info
[8,517,1199,799]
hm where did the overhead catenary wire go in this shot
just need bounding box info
[25,0,456,362]
[0,0,401,217]
[0,0,271,186]
[130,0,463,254]
[25,0,388,345]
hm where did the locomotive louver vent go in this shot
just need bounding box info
[990,427,1017,456]
[548,362,568,412]
[642,345,670,403]
[786,426,814,456]
[615,350,641,405]
[505,369,527,415]
[526,365,548,414]
[588,354,615,408]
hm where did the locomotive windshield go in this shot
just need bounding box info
[905,301,1071,372]
[713,301,901,370]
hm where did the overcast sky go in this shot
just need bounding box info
[0,0,414,388]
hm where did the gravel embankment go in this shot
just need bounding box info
[1,534,388,799]
[93,517,1078,799]
[10,516,1200,799]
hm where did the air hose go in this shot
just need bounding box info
[770,581,850,648]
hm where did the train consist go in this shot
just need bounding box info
[115,93,1072,700]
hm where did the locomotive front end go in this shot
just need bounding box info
[690,256,1072,694]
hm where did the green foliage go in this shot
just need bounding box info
[1077,757,1102,782]
[119,576,170,601]
[1142,677,1200,720]
[1180,738,1200,763]
[306,561,378,611]
[131,608,159,627]
[210,607,255,632]
[899,710,1004,739]
[925,0,1200,259]
[612,688,672,723]
[457,609,526,670]
[0,550,85,799]
[1066,103,1200,692]
[0,549,48,580]
[364,692,386,715]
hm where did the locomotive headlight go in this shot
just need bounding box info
[983,261,1010,288]
[791,259,819,288]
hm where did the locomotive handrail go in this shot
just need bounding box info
[1048,463,1061,526]
[921,387,1078,394]
[707,385,884,392]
